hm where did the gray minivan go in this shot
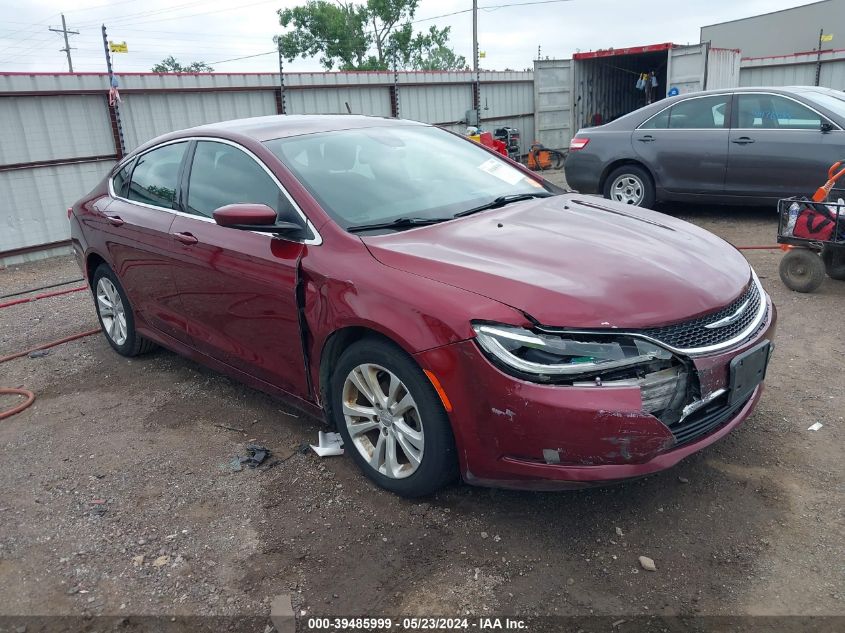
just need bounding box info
[564,86,845,207]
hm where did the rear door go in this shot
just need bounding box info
[101,141,189,342]
[167,139,311,398]
[633,94,731,195]
[724,92,843,199]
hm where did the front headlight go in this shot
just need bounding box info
[472,322,673,380]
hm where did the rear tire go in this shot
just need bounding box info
[330,338,458,497]
[779,249,825,293]
[603,164,656,208]
[821,246,845,280]
[92,264,157,357]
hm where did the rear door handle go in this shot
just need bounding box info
[172,232,198,245]
[105,215,125,226]
[732,137,755,145]
[637,135,655,142]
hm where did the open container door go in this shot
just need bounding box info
[667,44,740,95]
[533,58,573,151]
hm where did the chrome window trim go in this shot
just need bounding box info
[108,136,322,246]
[732,91,841,131]
[636,93,732,131]
[535,272,769,357]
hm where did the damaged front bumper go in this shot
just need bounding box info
[415,297,777,491]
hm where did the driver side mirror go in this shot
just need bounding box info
[213,203,304,239]
[821,121,834,133]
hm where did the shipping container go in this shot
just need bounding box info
[534,43,740,150]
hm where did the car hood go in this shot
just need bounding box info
[361,195,752,329]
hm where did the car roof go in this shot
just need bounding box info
[182,114,426,142]
[662,85,841,100]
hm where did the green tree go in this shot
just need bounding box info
[151,56,214,73]
[277,0,465,71]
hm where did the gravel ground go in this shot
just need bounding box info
[1,174,843,631]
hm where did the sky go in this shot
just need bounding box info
[0,0,820,74]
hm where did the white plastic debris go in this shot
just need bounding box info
[310,431,344,457]
[807,422,823,431]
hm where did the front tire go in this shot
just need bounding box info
[92,264,156,357]
[603,164,655,208]
[330,338,458,497]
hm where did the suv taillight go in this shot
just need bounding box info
[569,137,589,151]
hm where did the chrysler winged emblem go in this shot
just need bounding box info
[704,298,751,329]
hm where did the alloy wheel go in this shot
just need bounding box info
[610,174,645,205]
[341,363,424,479]
[96,277,128,346]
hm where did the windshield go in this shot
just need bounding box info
[264,125,547,231]
[802,90,845,120]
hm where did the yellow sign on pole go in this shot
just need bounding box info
[478,51,486,59]
[821,33,834,42]
[109,41,128,53]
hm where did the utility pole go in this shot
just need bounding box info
[815,28,824,86]
[472,0,480,123]
[49,13,79,72]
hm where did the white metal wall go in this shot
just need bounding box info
[1,161,115,264]
[1,71,534,265]
[739,49,845,89]
[121,90,278,151]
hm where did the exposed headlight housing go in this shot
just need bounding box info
[471,322,693,423]
[473,323,673,378]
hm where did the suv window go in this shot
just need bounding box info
[127,142,187,209]
[186,141,295,219]
[640,95,729,130]
[736,94,823,130]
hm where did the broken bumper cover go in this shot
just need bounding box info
[415,301,776,490]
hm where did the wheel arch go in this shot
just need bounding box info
[599,159,656,194]
[316,325,418,415]
[85,251,108,287]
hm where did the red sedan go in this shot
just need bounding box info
[69,115,776,496]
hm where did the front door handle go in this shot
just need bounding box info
[172,232,198,245]
[732,137,755,145]
[637,135,655,142]
[105,215,124,226]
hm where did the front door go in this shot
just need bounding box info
[633,93,731,196]
[167,139,310,398]
[101,141,189,342]
[724,93,843,199]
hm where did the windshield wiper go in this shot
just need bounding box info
[346,217,452,233]
[454,192,554,218]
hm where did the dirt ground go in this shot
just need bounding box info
[1,173,843,631]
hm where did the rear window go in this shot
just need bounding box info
[640,95,729,130]
[112,161,134,197]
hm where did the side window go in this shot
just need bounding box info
[112,160,134,197]
[640,108,670,129]
[186,141,295,219]
[667,96,729,129]
[127,142,187,209]
[736,94,823,130]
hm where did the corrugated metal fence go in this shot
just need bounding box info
[0,70,533,265]
[739,48,845,88]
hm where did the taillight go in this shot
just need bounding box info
[67,207,73,219]
[569,137,590,151]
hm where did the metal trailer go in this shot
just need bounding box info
[534,42,741,151]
